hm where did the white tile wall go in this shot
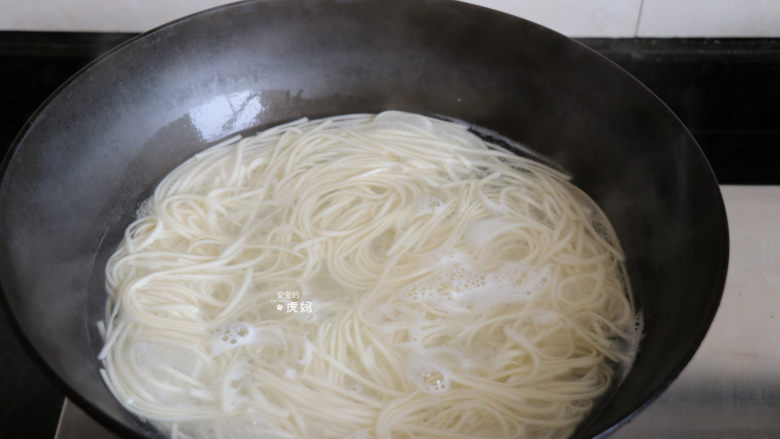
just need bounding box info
[0,0,779,37]
[458,0,642,37]
[638,0,780,37]
[0,0,230,32]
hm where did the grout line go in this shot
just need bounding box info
[634,0,646,37]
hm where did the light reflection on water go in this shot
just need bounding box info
[188,91,265,141]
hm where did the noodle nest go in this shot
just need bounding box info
[100,111,639,439]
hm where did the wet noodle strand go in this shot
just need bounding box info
[100,111,640,439]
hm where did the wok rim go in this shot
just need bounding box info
[0,1,729,438]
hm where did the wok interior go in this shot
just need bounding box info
[0,1,728,438]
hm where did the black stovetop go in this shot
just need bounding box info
[1,32,779,438]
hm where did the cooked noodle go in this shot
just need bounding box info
[99,111,640,439]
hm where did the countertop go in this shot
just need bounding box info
[1,32,779,438]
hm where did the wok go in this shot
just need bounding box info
[0,0,728,438]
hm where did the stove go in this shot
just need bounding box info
[2,32,779,438]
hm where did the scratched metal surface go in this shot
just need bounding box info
[56,185,780,438]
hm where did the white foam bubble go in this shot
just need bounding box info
[420,248,471,267]
[625,312,644,364]
[211,322,257,354]
[414,194,445,216]
[427,347,469,369]
[406,356,450,394]
[461,346,498,369]
[284,368,298,380]
[407,327,424,343]
[401,252,550,312]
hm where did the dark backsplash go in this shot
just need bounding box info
[580,38,780,184]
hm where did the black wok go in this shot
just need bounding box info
[0,1,728,437]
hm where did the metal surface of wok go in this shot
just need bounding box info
[0,0,728,437]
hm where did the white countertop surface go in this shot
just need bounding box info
[56,185,780,438]
[612,185,780,438]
